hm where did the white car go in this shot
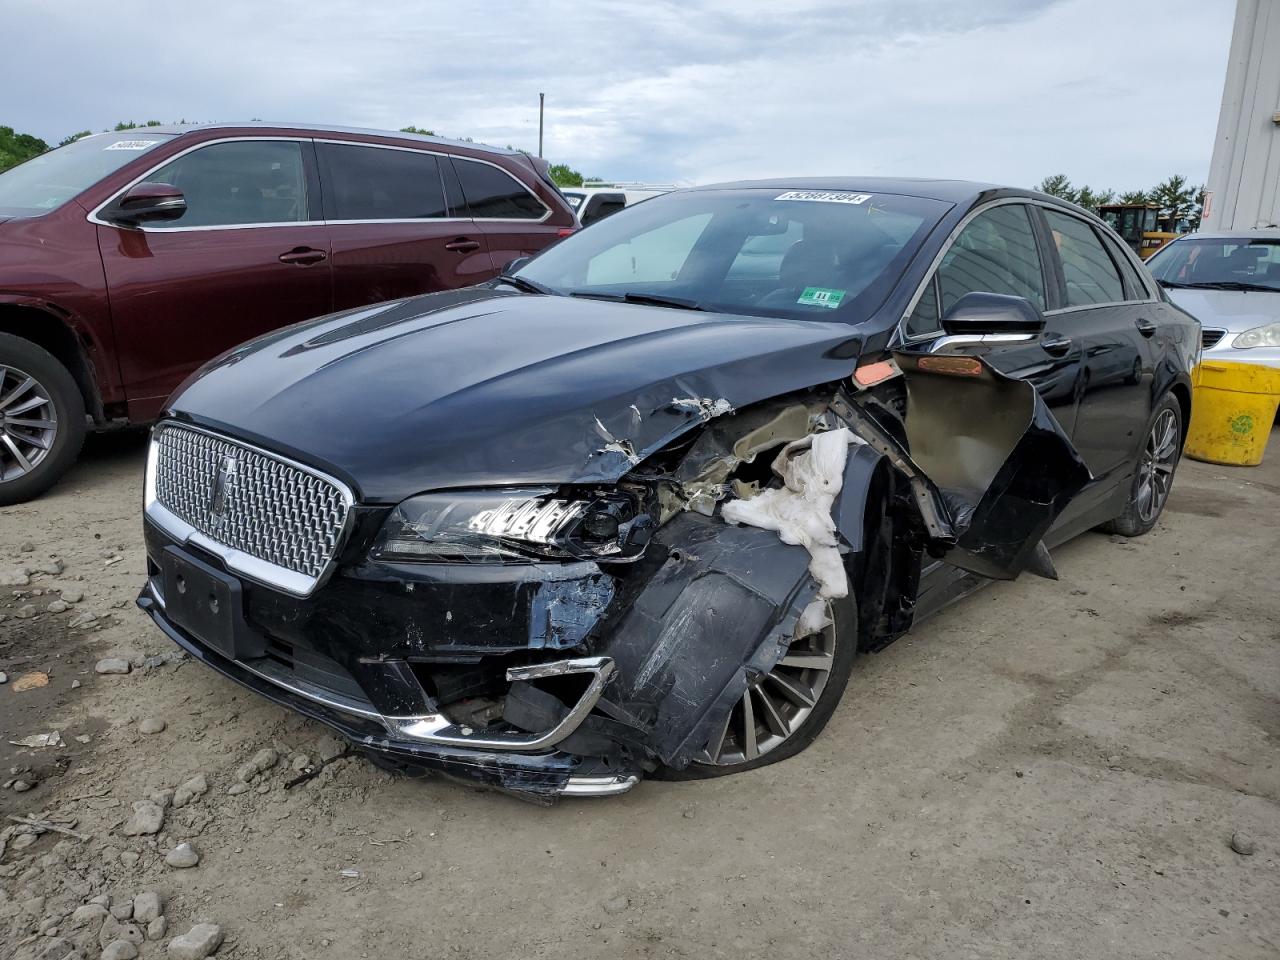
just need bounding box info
[1145,231,1280,367]
[560,183,673,226]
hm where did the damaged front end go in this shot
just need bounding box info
[139,348,1089,802]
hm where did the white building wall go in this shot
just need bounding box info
[1202,0,1280,230]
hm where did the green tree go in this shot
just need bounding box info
[1189,184,1207,231]
[58,130,93,147]
[113,120,162,131]
[1148,175,1197,230]
[1075,185,1115,211]
[1035,174,1076,202]
[399,125,436,136]
[547,162,588,187]
[0,126,49,173]
[1119,189,1149,205]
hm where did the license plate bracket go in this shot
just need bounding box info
[160,546,263,660]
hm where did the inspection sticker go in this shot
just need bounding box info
[776,190,872,204]
[105,140,160,151]
[798,287,846,309]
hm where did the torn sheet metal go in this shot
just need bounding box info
[721,427,863,599]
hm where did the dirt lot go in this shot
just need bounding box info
[1,427,1277,960]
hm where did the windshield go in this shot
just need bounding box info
[1147,237,1280,291]
[0,132,175,217]
[515,187,949,322]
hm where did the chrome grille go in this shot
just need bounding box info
[1202,328,1226,349]
[150,423,352,592]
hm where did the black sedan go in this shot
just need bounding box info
[138,179,1199,801]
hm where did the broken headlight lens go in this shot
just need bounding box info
[1232,322,1280,350]
[372,488,652,564]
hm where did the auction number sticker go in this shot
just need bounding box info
[798,287,846,309]
[775,191,872,204]
[105,140,160,151]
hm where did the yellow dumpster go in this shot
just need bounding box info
[1185,361,1280,466]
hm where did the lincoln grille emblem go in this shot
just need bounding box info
[209,454,238,521]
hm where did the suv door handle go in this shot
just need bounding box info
[444,238,481,253]
[278,247,327,265]
[1040,333,1073,357]
[1135,317,1157,337]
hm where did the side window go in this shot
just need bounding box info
[318,143,446,220]
[452,158,546,219]
[1098,229,1150,301]
[908,204,1046,336]
[147,140,307,228]
[1043,210,1124,306]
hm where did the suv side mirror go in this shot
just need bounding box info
[110,182,187,225]
[941,292,1045,337]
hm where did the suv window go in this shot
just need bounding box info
[318,143,446,220]
[1043,210,1124,306]
[906,204,1045,336]
[148,140,308,228]
[452,158,546,219]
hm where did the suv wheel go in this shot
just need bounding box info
[0,334,86,506]
[1103,393,1182,537]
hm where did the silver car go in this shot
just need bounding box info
[1145,231,1280,367]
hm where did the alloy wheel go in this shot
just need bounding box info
[1135,408,1178,523]
[0,364,58,482]
[703,602,837,765]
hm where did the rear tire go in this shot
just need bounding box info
[1102,393,1182,537]
[0,333,86,506]
[655,591,858,780]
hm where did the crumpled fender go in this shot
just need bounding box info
[593,513,822,767]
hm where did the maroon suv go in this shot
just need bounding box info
[0,123,577,503]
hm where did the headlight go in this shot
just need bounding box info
[372,488,653,564]
[1232,322,1280,349]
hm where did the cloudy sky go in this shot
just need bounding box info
[5,0,1235,191]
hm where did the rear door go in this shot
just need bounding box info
[317,141,494,309]
[1040,207,1156,482]
[446,155,565,270]
[96,137,332,418]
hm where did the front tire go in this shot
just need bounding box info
[0,334,86,506]
[656,592,858,780]
[1103,393,1182,537]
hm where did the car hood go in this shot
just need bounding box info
[168,289,866,503]
[1165,287,1280,333]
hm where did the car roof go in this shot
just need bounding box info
[1170,229,1280,241]
[134,121,522,157]
[689,177,1014,204]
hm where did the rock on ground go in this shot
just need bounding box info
[173,773,208,808]
[102,940,140,960]
[122,800,165,836]
[95,658,130,675]
[138,718,166,735]
[167,922,224,959]
[234,747,279,783]
[133,890,163,923]
[165,842,200,868]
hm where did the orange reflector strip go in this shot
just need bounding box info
[917,355,983,377]
[853,360,899,388]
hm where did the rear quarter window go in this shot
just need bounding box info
[452,158,546,220]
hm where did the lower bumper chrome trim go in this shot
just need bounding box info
[560,774,640,797]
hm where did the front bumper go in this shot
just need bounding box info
[136,563,639,803]
[1202,336,1280,369]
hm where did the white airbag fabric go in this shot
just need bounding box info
[721,427,856,601]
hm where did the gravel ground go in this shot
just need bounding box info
[1,427,1277,960]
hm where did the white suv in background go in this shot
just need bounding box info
[561,182,676,226]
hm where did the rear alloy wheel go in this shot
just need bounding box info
[1103,393,1182,537]
[0,334,86,506]
[656,592,858,779]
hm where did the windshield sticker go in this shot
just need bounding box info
[104,140,160,151]
[776,191,872,205]
[798,287,846,309]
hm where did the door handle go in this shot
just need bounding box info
[1135,317,1157,337]
[278,247,327,265]
[1040,333,1073,357]
[444,238,481,253]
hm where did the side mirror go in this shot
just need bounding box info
[110,182,187,225]
[941,292,1044,337]
[502,256,532,275]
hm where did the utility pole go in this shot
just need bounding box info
[538,92,545,158]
